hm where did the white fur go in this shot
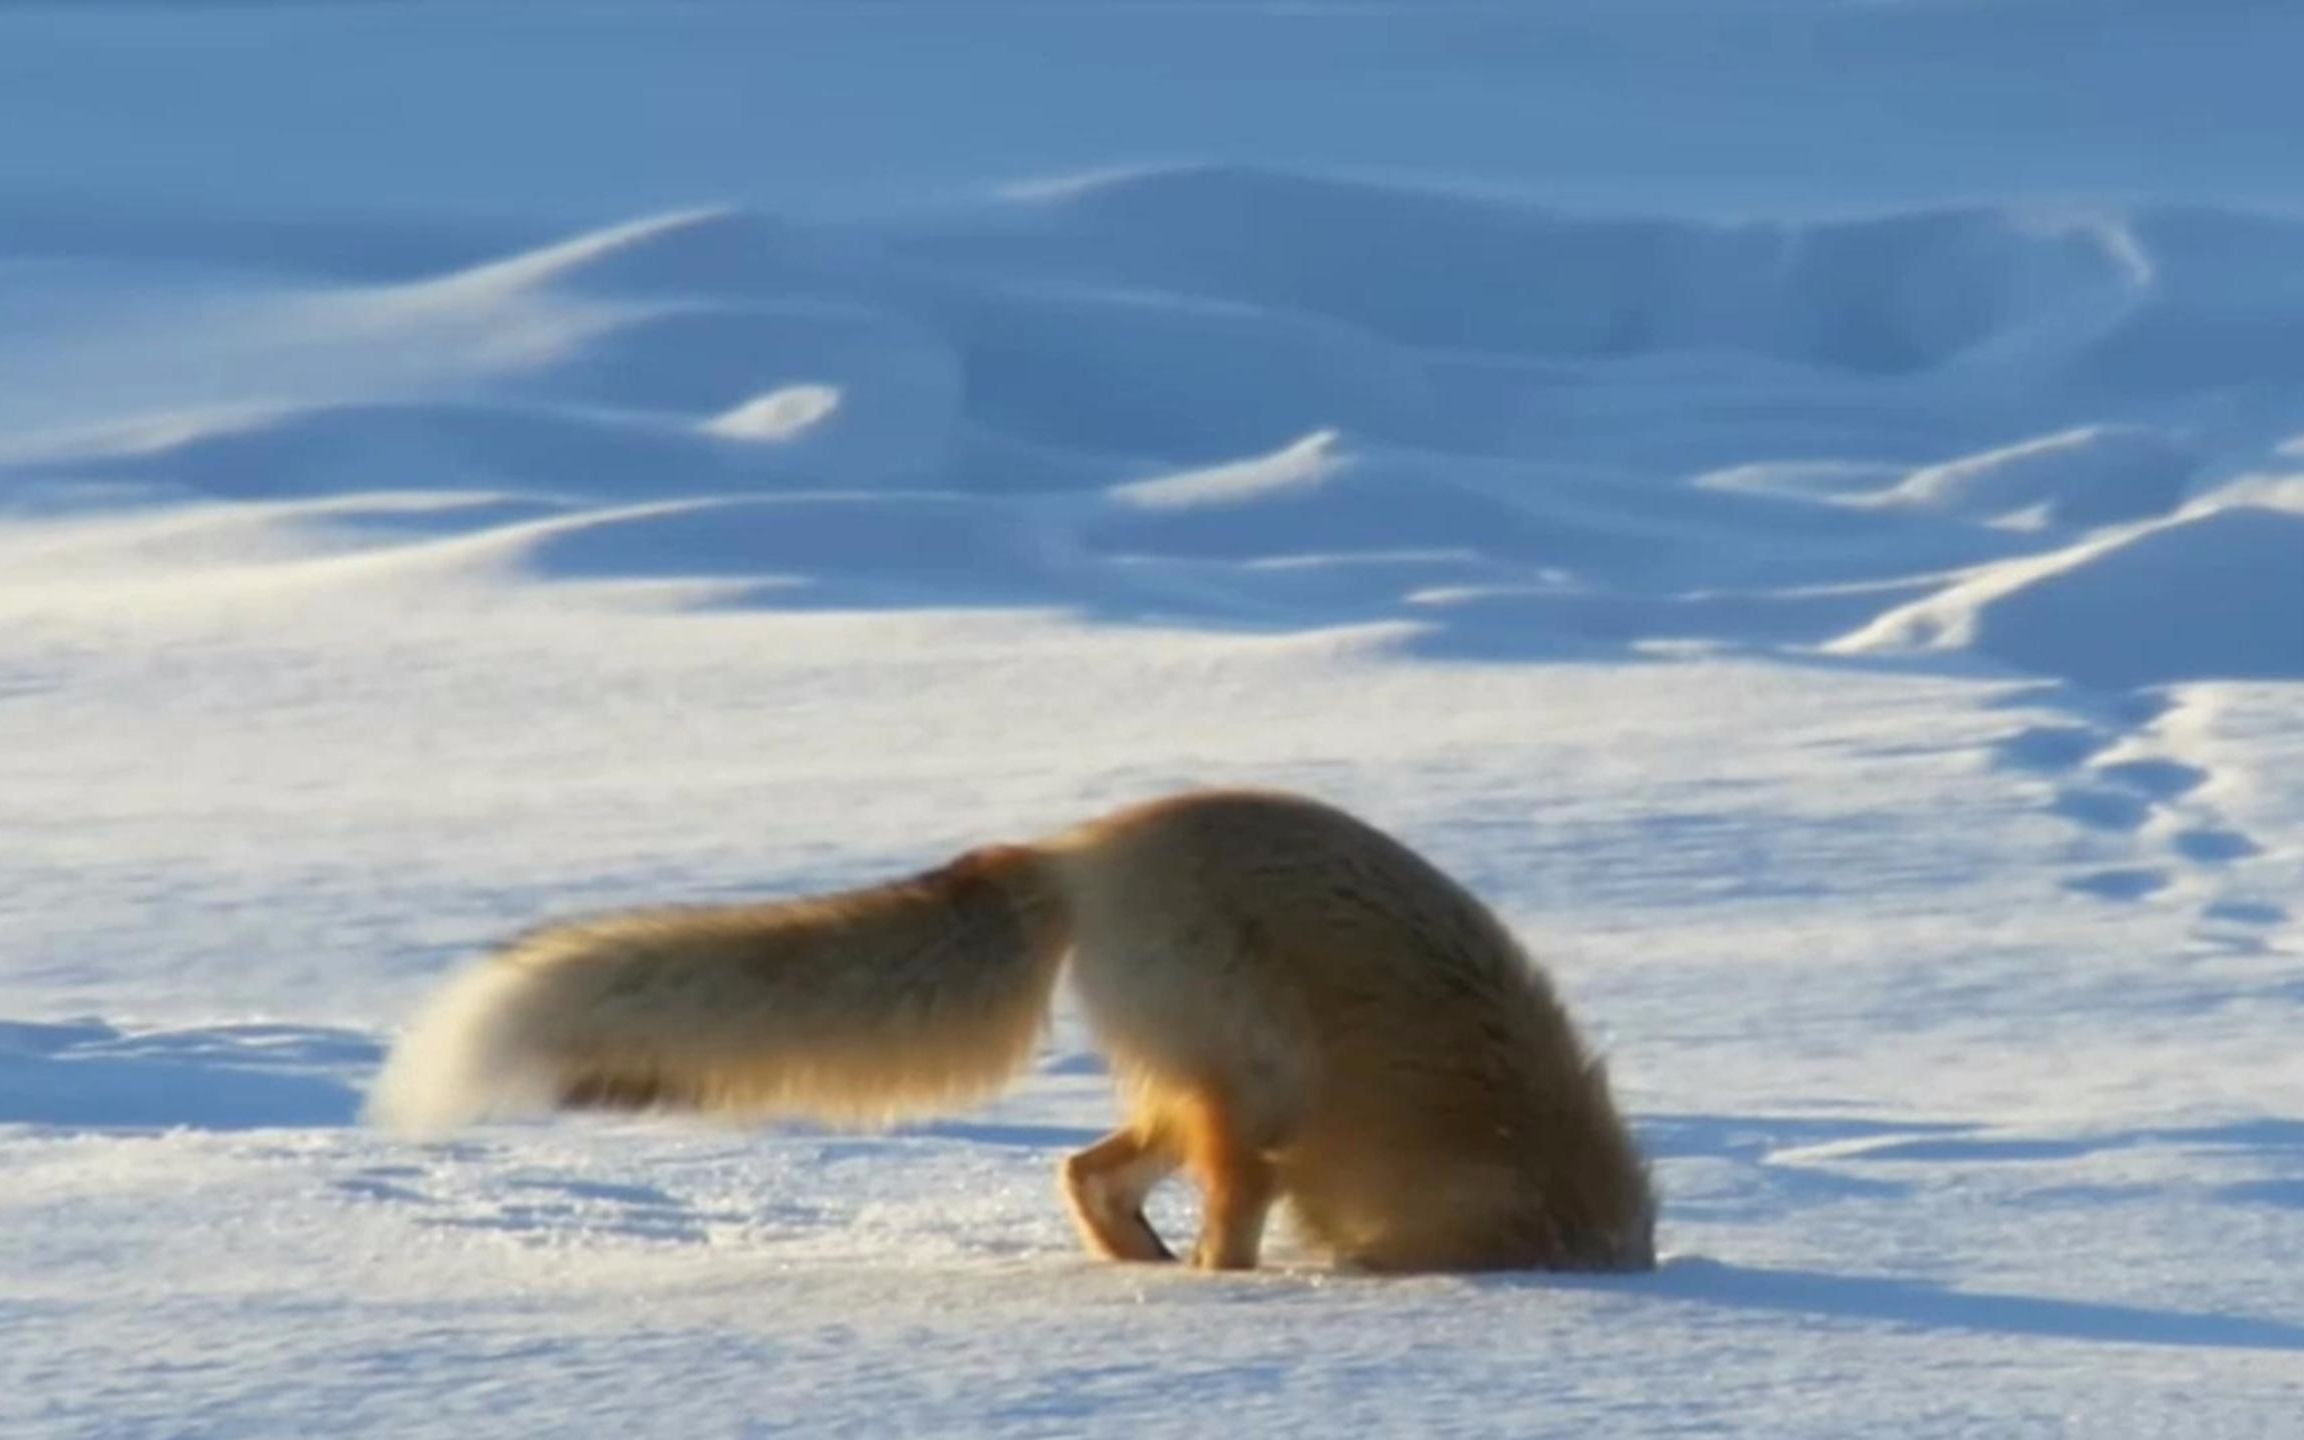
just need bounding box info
[364,959,564,1136]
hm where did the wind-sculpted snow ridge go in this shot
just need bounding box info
[966,165,2150,376]
[1833,497,2304,690]
[9,166,2304,689]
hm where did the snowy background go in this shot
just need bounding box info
[5,1,2303,1434]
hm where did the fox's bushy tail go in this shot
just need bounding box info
[364,849,1068,1137]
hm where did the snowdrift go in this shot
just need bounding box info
[10,166,2304,690]
[1834,502,2304,689]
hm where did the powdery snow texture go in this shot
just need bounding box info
[5,3,2304,1437]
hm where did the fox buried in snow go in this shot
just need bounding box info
[369,789,1655,1273]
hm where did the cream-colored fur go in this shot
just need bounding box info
[368,789,1655,1274]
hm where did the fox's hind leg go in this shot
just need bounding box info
[1177,1090,1279,1270]
[1062,1127,1179,1263]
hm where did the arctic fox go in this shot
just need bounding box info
[368,789,1655,1273]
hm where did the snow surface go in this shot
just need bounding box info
[6,2,2304,1435]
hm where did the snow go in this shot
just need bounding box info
[6,1,2304,1435]
[1837,500,2304,688]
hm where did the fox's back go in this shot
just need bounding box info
[1044,788,1549,1034]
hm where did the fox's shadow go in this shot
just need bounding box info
[1528,1255,2304,1353]
[1553,1110,2304,1353]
